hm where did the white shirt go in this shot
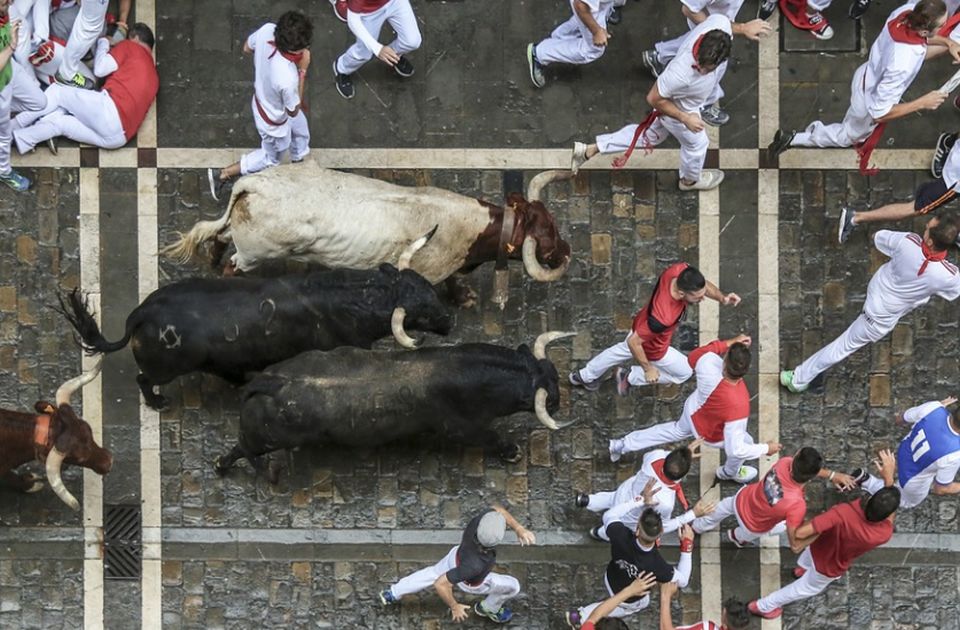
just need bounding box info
[681,0,746,27]
[942,139,960,188]
[576,0,615,14]
[861,3,927,120]
[601,450,697,534]
[248,23,300,137]
[864,230,960,326]
[657,13,731,113]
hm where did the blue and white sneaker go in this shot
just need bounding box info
[475,601,513,623]
[379,589,398,605]
[0,169,31,192]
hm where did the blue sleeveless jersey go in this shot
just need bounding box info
[897,407,960,486]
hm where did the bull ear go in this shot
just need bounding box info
[379,263,400,277]
[35,401,56,415]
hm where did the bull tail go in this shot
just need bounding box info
[57,289,133,355]
[159,196,236,265]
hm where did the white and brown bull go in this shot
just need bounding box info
[0,356,111,511]
[161,163,573,306]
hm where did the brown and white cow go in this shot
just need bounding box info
[161,163,573,306]
[0,356,112,511]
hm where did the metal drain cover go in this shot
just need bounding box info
[104,505,141,580]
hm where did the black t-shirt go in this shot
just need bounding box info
[605,522,675,602]
[445,510,497,586]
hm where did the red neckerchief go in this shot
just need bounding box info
[690,32,708,71]
[0,14,8,27]
[855,123,887,175]
[613,110,661,168]
[938,10,960,37]
[268,40,303,65]
[888,11,928,45]
[918,240,948,276]
[651,459,689,510]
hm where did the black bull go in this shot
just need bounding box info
[214,332,575,480]
[59,265,452,410]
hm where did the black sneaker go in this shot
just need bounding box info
[608,6,622,25]
[575,492,589,508]
[569,370,601,392]
[333,61,355,99]
[850,468,868,487]
[394,55,414,78]
[207,168,227,202]
[641,49,665,78]
[768,129,796,159]
[848,0,871,19]
[931,132,957,179]
[758,0,778,20]
[838,206,856,244]
[588,526,605,541]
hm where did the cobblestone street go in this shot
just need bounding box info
[1,0,960,629]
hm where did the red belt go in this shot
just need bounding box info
[253,94,286,126]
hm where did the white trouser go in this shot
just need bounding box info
[862,473,927,509]
[598,118,709,182]
[579,574,650,619]
[239,97,310,175]
[534,6,609,66]
[792,65,876,148]
[618,414,752,479]
[12,83,126,151]
[690,493,786,542]
[390,546,520,613]
[335,0,422,75]
[59,0,108,80]
[10,59,46,113]
[578,335,693,387]
[11,0,51,67]
[808,0,832,11]
[654,33,685,64]
[792,312,894,388]
[756,548,839,613]
[0,82,13,175]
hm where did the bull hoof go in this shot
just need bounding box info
[266,459,283,485]
[145,394,169,411]
[500,444,522,463]
[213,456,230,476]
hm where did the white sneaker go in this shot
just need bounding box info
[609,438,624,463]
[678,169,724,191]
[571,141,588,174]
[718,465,758,484]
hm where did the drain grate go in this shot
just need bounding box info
[104,505,142,580]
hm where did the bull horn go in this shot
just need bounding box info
[55,354,104,407]
[391,307,418,349]
[534,389,559,430]
[45,447,79,511]
[533,331,577,360]
[522,236,570,282]
[526,170,574,202]
[398,225,439,271]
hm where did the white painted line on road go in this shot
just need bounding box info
[138,167,162,630]
[757,23,783,630]
[698,185,723,624]
[79,167,104,630]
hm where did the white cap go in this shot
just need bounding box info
[476,512,506,547]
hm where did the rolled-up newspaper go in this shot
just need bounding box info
[940,68,960,94]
